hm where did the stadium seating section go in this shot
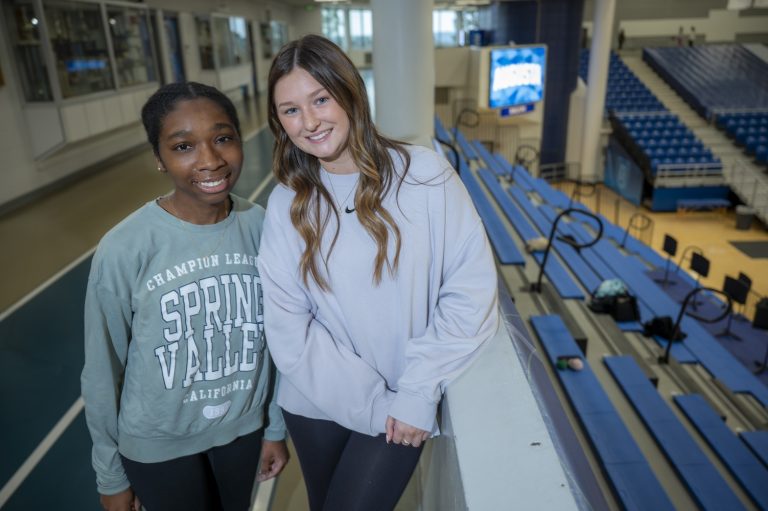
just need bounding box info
[611,112,721,175]
[580,50,724,193]
[643,45,768,167]
[433,115,768,510]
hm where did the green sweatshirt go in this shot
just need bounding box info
[81,195,285,496]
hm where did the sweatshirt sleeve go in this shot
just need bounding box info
[258,196,395,436]
[81,269,132,496]
[263,364,286,441]
[388,171,500,432]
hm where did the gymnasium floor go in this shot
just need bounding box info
[554,180,768,308]
[1,92,767,509]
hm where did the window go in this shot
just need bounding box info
[4,0,161,101]
[433,8,480,48]
[106,6,156,87]
[3,0,52,101]
[269,21,287,59]
[349,9,372,50]
[214,16,250,68]
[433,10,458,47]
[321,7,346,50]
[44,0,114,98]
[196,17,214,70]
[459,9,480,46]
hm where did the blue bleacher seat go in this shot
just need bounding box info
[740,431,768,468]
[452,128,478,160]
[674,394,768,510]
[458,160,525,266]
[642,46,768,163]
[756,145,768,165]
[604,356,746,511]
[530,315,675,511]
[471,140,507,177]
[433,115,452,145]
[478,169,539,242]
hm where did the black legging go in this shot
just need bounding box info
[121,428,264,511]
[283,410,424,511]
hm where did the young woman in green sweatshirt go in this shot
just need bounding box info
[82,82,288,511]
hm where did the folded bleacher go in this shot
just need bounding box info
[717,113,768,166]
[643,45,768,120]
[643,44,768,167]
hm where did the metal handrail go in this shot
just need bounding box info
[515,144,540,169]
[435,138,461,175]
[568,180,600,213]
[710,107,768,116]
[621,212,654,249]
[722,158,768,224]
[654,163,725,188]
[659,287,732,364]
[530,208,604,293]
[675,245,704,274]
[611,109,670,118]
[453,107,480,132]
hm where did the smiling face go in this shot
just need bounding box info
[156,97,243,221]
[273,67,354,174]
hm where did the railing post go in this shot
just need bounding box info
[659,287,732,364]
[435,138,461,175]
[530,208,604,293]
[621,212,653,249]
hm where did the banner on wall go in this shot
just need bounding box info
[604,136,645,206]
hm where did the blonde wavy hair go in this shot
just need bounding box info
[267,34,410,291]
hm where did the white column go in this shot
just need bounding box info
[580,0,616,182]
[371,0,434,147]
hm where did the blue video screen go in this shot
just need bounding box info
[66,59,108,73]
[488,46,546,109]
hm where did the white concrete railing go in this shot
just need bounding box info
[417,312,583,510]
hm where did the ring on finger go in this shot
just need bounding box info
[403,440,410,446]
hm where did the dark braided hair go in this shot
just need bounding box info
[141,82,241,156]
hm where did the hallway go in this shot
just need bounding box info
[0,98,291,510]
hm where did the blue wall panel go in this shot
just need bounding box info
[605,136,644,205]
[650,186,730,211]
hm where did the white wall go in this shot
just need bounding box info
[291,6,323,39]
[582,0,768,44]
[435,47,470,87]
[618,9,768,42]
